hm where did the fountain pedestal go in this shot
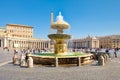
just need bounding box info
[48,12,71,55]
[55,44,66,54]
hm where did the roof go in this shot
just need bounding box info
[6,24,33,28]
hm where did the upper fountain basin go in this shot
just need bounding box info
[51,20,70,29]
[48,34,71,39]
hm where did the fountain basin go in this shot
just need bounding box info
[48,34,71,39]
[48,34,71,54]
[51,23,69,29]
[30,53,94,66]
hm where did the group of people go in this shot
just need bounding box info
[105,48,119,58]
[13,49,31,65]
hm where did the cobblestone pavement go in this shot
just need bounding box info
[0,49,120,80]
[0,48,13,64]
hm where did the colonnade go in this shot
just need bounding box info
[67,38,99,49]
[1,37,51,50]
[68,40,92,49]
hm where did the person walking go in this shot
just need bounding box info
[114,48,118,58]
[105,49,110,58]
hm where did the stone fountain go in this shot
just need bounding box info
[48,12,71,54]
[27,12,94,67]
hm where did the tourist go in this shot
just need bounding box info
[25,49,31,62]
[20,51,26,66]
[92,48,98,61]
[105,49,110,58]
[20,51,25,62]
[114,48,118,58]
[25,53,29,62]
[13,49,19,64]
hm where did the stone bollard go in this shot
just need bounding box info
[20,59,26,67]
[20,53,27,67]
[105,54,108,61]
[27,56,33,68]
[54,57,58,67]
[13,57,19,65]
[77,57,81,66]
[104,54,107,63]
[27,53,33,68]
[103,54,106,63]
[13,54,19,65]
[98,55,105,66]
[13,56,16,64]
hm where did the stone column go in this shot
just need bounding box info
[27,54,33,68]
[4,37,7,47]
[54,57,58,67]
[20,54,26,67]
[13,53,19,65]
[1,39,4,48]
[77,57,81,66]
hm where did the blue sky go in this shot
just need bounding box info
[0,0,120,39]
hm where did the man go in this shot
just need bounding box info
[105,49,110,58]
[114,48,119,58]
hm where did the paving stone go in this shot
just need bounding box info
[0,48,120,80]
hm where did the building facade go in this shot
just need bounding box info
[67,35,99,49]
[0,24,120,50]
[0,24,50,50]
[0,27,6,48]
[6,24,33,38]
[99,35,120,48]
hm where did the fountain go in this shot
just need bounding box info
[48,12,71,54]
[29,12,94,67]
